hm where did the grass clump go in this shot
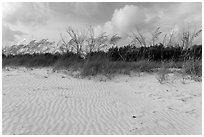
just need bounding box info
[81,59,162,77]
[53,53,83,71]
[157,62,169,84]
[182,59,202,77]
[81,58,109,76]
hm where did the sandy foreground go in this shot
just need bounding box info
[2,67,202,135]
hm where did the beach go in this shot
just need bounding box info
[2,67,202,135]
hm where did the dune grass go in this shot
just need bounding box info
[182,59,202,77]
[2,46,202,79]
[3,54,201,80]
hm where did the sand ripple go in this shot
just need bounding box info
[2,68,201,135]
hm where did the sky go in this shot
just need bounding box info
[2,2,202,47]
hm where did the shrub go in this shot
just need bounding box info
[182,59,202,77]
[53,52,82,70]
[81,60,162,77]
[81,57,109,76]
[2,44,202,79]
[157,62,169,84]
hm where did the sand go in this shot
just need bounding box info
[2,67,202,135]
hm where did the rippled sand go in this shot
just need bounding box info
[2,67,202,135]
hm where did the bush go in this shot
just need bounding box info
[80,60,162,77]
[2,44,202,78]
[2,54,57,68]
[53,52,82,70]
[182,59,202,77]
[81,57,109,76]
[133,60,161,72]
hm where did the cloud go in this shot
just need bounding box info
[2,2,50,25]
[2,2,201,47]
[97,5,160,36]
[2,24,25,46]
[96,3,201,45]
[112,5,146,32]
[48,3,99,22]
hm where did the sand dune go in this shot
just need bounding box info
[2,68,202,135]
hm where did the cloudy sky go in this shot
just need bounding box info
[2,2,202,47]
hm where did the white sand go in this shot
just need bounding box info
[2,67,202,135]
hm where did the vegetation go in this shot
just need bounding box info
[2,44,201,78]
[2,26,202,79]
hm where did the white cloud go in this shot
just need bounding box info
[98,5,160,37]
[2,24,26,46]
[96,3,202,46]
[2,3,50,26]
[2,2,201,47]
[111,5,146,33]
